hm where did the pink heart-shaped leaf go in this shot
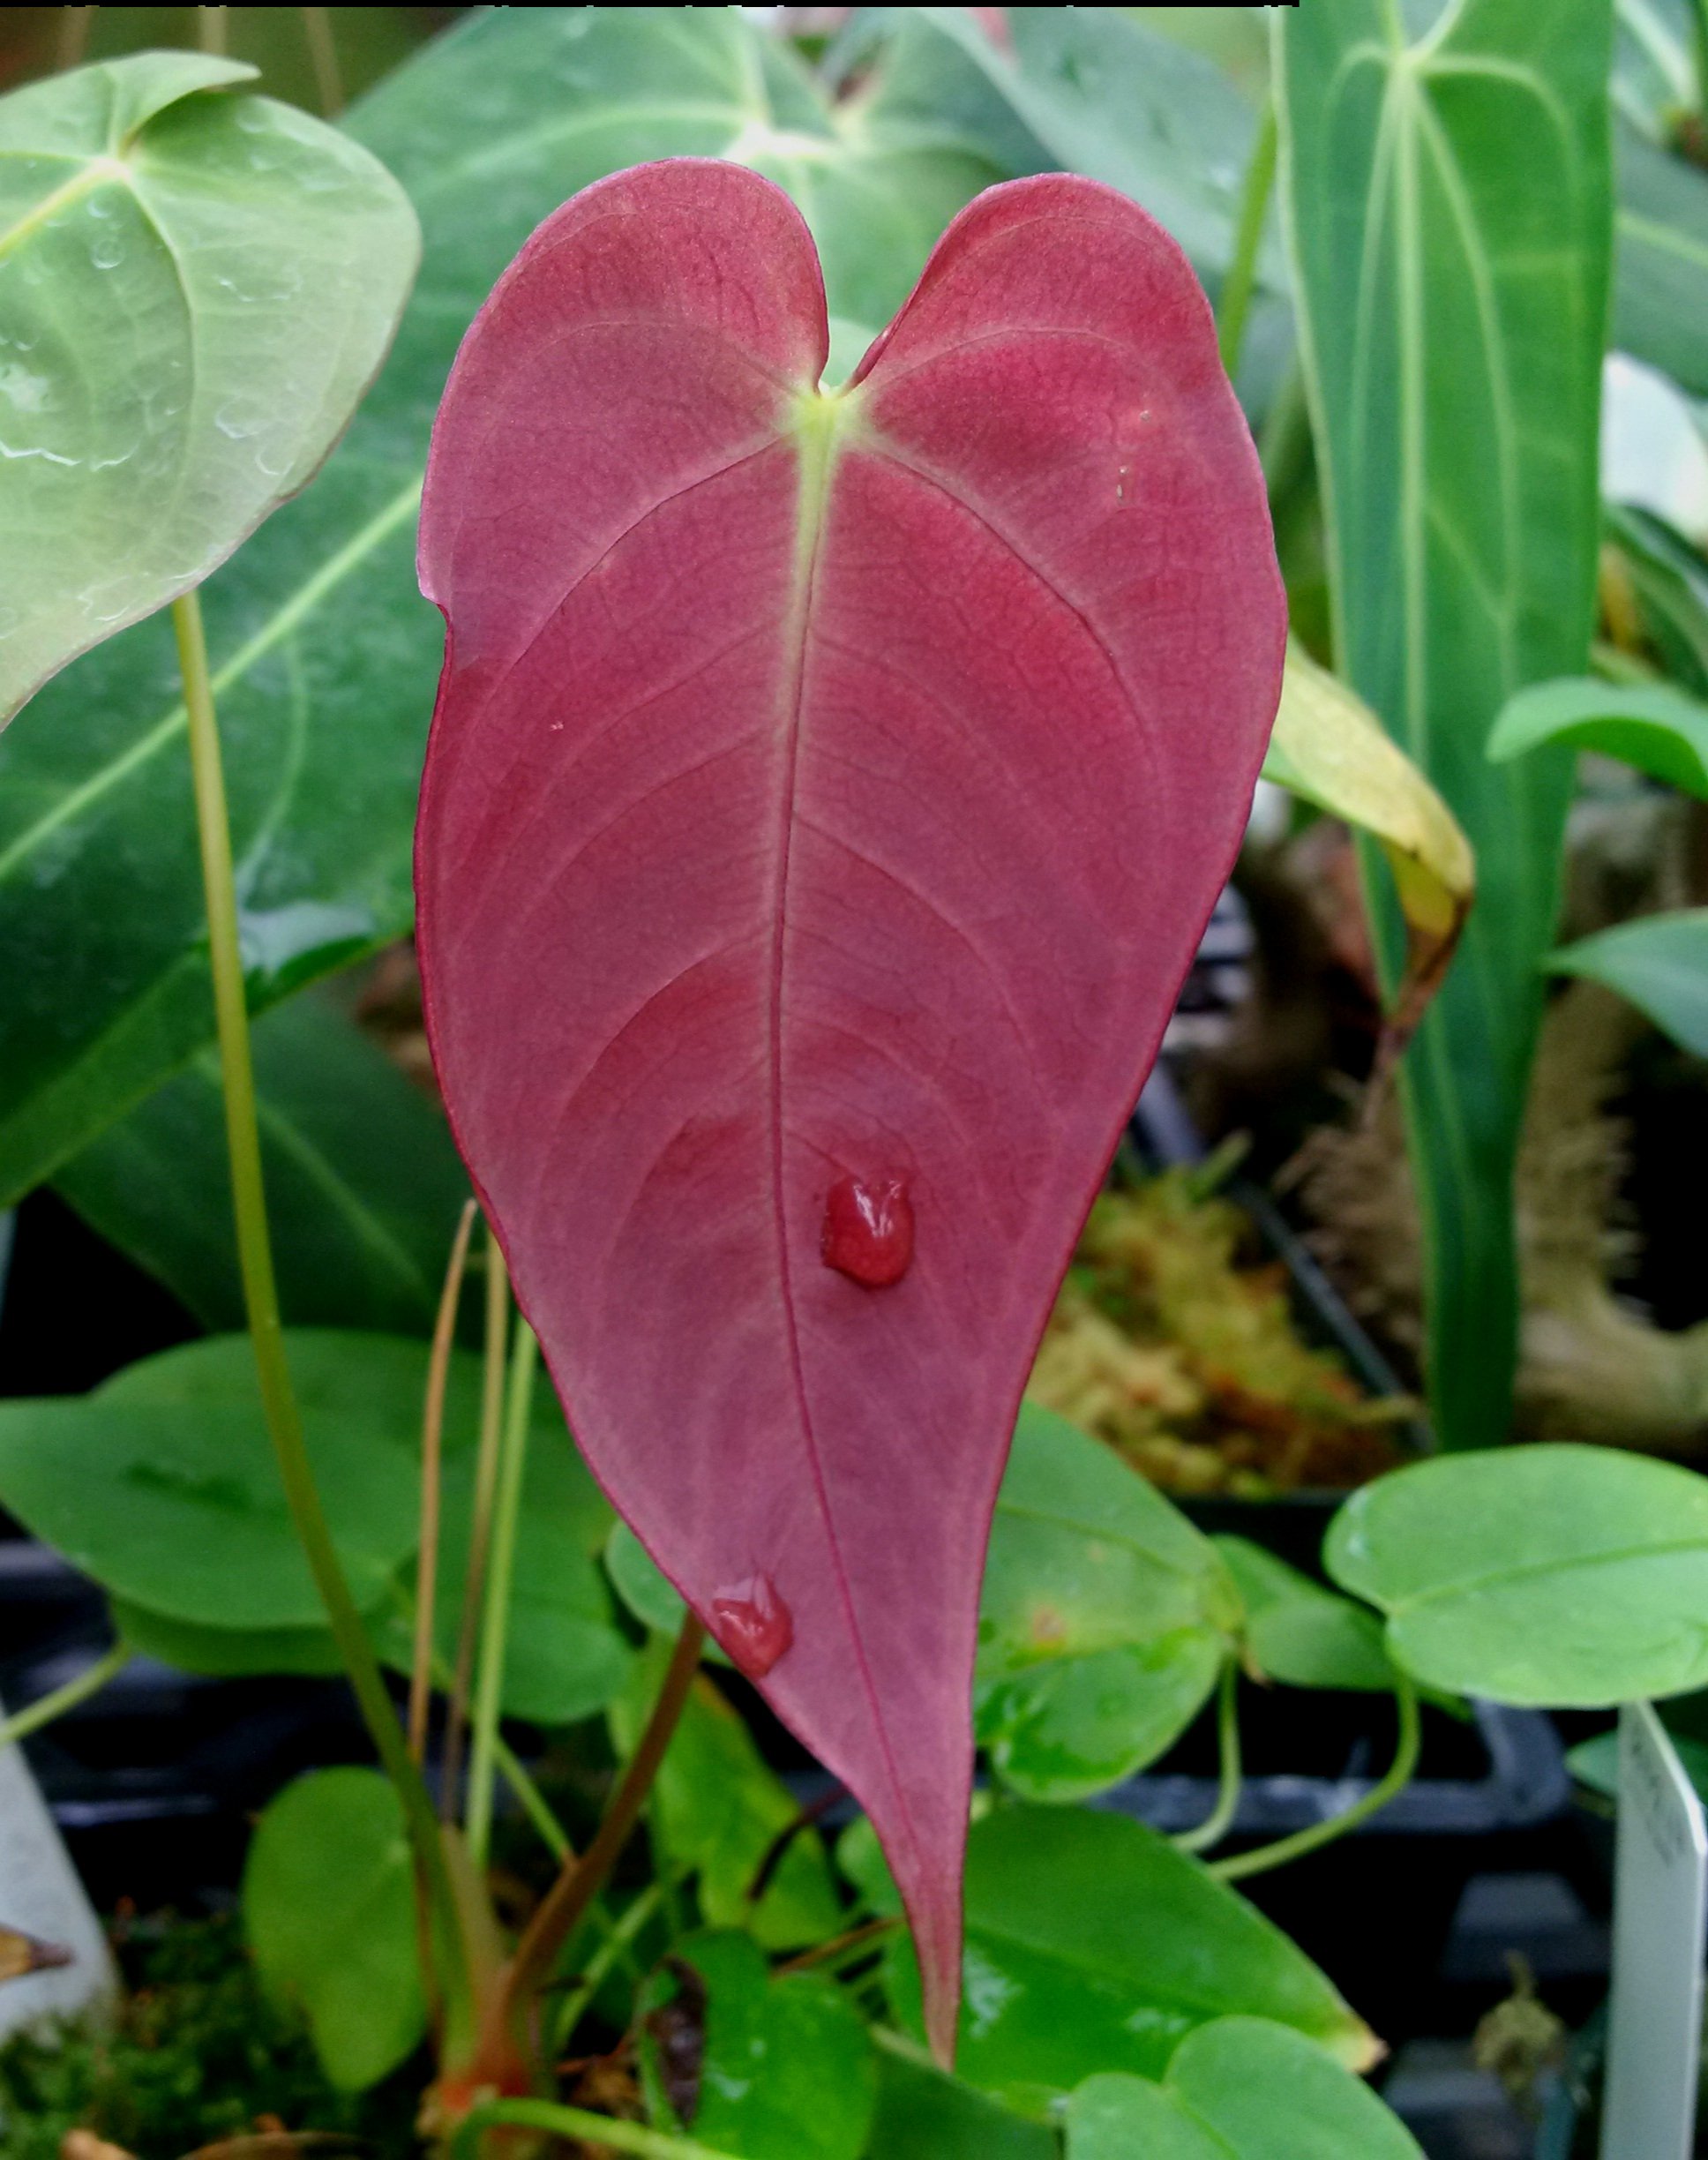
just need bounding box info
[416,159,1283,2062]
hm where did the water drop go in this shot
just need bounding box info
[710,1575,792,1678]
[89,235,123,270]
[820,1174,913,1287]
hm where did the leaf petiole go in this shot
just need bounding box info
[454,2097,742,2160]
[1172,1656,1243,1856]
[0,1640,130,1751]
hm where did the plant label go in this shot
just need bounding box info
[1600,1701,1707,2160]
[0,1694,116,2037]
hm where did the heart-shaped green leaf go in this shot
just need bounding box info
[0,51,417,727]
[977,1407,1239,1800]
[243,1766,425,2092]
[854,1806,1373,2115]
[1327,1444,1708,1705]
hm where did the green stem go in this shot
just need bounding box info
[499,1611,706,2030]
[442,1231,509,1815]
[170,590,465,1998]
[492,1731,571,1864]
[1210,1673,1420,1884]
[553,1875,673,2050]
[1173,1659,1242,1856]
[465,1317,538,1867]
[1217,94,1278,379]
[455,2099,740,2160]
[0,1642,129,1750]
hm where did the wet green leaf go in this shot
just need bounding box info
[243,1766,425,2091]
[1327,1444,1708,1704]
[978,1406,1239,1800]
[878,1806,1375,2115]
[638,1931,874,2160]
[1280,0,1614,1448]
[54,992,470,1334]
[0,51,418,727]
[1214,1537,1393,1693]
[1550,909,1708,1054]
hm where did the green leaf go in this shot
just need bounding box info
[0,51,419,727]
[1607,503,1708,696]
[1213,1537,1394,1693]
[638,1931,874,2160]
[0,1390,415,1628]
[0,6,995,1206]
[977,1406,1239,1801]
[1567,1724,1708,1800]
[242,1766,425,2091]
[54,991,471,1334]
[612,1647,843,1953]
[1262,641,1474,1042]
[881,1806,1375,2116]
[865,2047,1056,2160]
[1279,0,1614,1447]
[1488,674,1708,798]
[1615,121,1708,397]
[1326,1442,1708,1705]
[1550,909,1708,1054]
[1067,2019,1422,2159]
[1166,2018,1424,2158]
[110,1596,344,1678]
[605,1520,732,1665]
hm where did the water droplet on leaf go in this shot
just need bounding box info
[821,1174,914,1286]
[710,1575,792,1677]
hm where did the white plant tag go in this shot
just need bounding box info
[0,1692,116,2039]
[1600,1700,1707,2160]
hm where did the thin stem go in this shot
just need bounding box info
[197,6,227,56]
[0,1643,129,1751]
[300,4,343,115]
[455,2099,740,2160]
[170,590,464,1997]
[1173,1659,1243,1856]
[1217,94,1279,379]
[56,6,95,70]
[552,1876,671,2050]
[465,1318,538,1866]
[776,1916,898,1977]
[499,1612,706,2028]
[442,1229,509,1814]
[410,1198,477,1763]
[1210,1674,1421,1884]
[493,1732,573,1865]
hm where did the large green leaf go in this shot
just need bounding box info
[1279,0,1614,1448]
[977,1406,1238,1802]
[638,1931,875,2160]
[1615,120,1708,395]
[243,1766,425,2091]
[1326,1442,1708,1703]
[1551,909,1708,1054]
[611,1646,844,1954]
[53,991,470,1333]
[0,6,994,1208]
[862,1807,1373,2117]
[0,51,418,727]
[864,2049,1056,2160]
[1067,2021,1423,2159]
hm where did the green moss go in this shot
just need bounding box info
[0,1913,421,2158]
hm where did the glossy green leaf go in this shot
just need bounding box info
[865,2047,1056,2160]
[612,1647,843,1953]
[1615,121,1708,396]
[978,1406,1239,1801]
[0,1392,414,1628]
[0,52,418,728]
[1214,1537,1393,1693]
[54,992,470,1334]
[0,6,996,1206]
[1488,674,1708,798]
[1550,909,1708,1054]
[1327,1443,1708,1705]
[242,1766,425,2091]
[1279,0,1614,1448]
[877,1806,1374,2115]
[1067,2019,1423,2159]
[638,1931,874,2160]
